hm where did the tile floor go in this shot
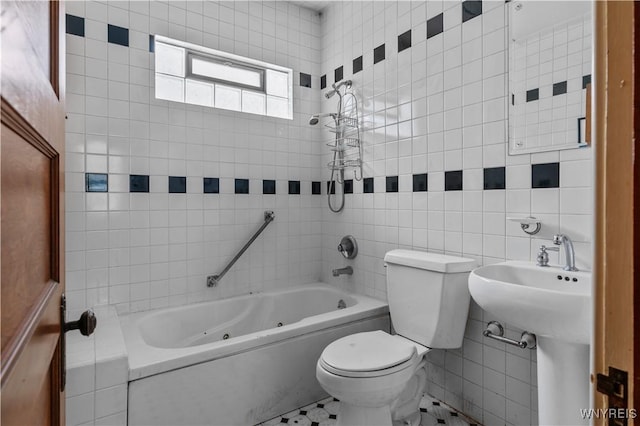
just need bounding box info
[258,394,479,426]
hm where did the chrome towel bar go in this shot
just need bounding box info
[206,211,275,287]
[483,321,537,349]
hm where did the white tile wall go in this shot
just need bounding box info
[66,306,128,426]
[65,0,325,320]
[317,1,593,425]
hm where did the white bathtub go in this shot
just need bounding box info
[121,284,390,425]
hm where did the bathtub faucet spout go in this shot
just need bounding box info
[332,266,353,277]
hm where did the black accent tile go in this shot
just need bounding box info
[281,418,289,424]
[66,14,85,37]
[413,173,428,192]
[263,179,276,194]
[374,44,386,64]
[169,176,186,193]
[334,66,343,83]
[108,24,129,47]
[386,176,398,192]
[344,179,353,194]
[526,88,539,102]
[512,93,515,105]
[86,173,108,192]
[149,35,155,52]
[427,13,444,39]
[432,402,441,406]
[437,420,446,424]
[299,410,307,415]
[235,178,249,194]
[312,181,321,195]
[451,412,459,417]
[553,81,567,96]
[300,72,312,88]
[329,414,337,420]
[398,30,412,53]
[462,0,483,22]
[363,177,374,193]
[353,56,363,74]
[445,170,463,191]
[311,422,319,426]
[532,163,560,188]
[327,181,336,195]
[203,177,219,194]
[316,403,325,408]
[483,167,506,190]
[320,74,327,89]
[582,74,591,89]
[420,408,428,413]
[129,175,149,193]
[333,398,339,402]
[288,180,300,194]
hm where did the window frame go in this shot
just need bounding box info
[153,35,293,120]
[186,52,266,92]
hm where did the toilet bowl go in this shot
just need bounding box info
[316,331,429,426]
[315,250,476,426]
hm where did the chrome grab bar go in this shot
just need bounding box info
[206,211,275,287]
[483,321,537,349]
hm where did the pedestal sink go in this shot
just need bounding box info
[468,261,592,426]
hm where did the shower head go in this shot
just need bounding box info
[309,113,336,125]
[324,80,352,99]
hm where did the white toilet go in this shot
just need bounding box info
[316,249,476,426]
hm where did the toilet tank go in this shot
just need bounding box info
[384,250,476,349]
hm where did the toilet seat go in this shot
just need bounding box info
[319,331,420,378]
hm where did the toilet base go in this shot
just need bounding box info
[337,402,393,426]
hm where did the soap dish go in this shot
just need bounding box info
[507,216,541,235]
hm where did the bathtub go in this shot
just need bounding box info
[121,283,390,425]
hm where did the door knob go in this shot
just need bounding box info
[64,309,97,336]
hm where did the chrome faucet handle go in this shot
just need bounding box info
[536,245,559,267]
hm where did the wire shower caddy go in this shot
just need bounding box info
[326,92,363,182]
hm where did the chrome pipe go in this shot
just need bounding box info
[207,211,275,287]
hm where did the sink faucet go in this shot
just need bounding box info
[332,266,353,277]
[553,234,578,271]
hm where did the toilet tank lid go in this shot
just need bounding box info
[384,250,476,273]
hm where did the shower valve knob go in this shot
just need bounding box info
[337,235,358,259]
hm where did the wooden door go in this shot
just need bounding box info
[1,1,66,425]
[593,0,640,421]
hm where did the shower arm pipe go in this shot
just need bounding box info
[206,211,275,287]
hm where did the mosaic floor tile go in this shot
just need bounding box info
[257,394,477,426]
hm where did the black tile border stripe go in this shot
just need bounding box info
[353,56,363,74]
[66,14,85,37]
[427,13,443,39]
[445,170,463,191]
[168,176,186,193]
[398,30,411,53]
[300,72,312,88]
[483,167,505,190]
[86,173,108,192]
[130,174,149,192]
[532,163,560,188]
[462,0,483,23]
[107,24,129,47]
[374,44,385,64]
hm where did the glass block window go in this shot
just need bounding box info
[154,35,293,119]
